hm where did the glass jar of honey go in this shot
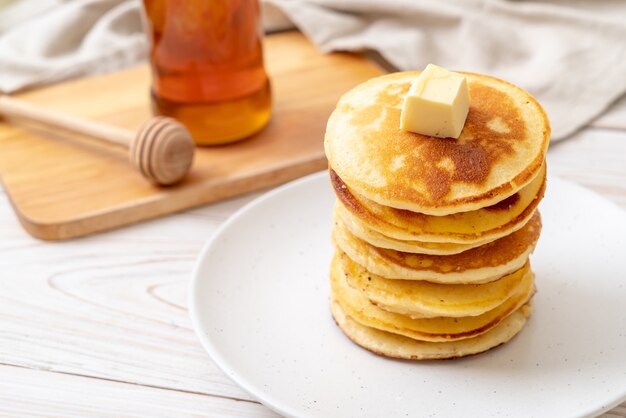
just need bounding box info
[142,0,272,145]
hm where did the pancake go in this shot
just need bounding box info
[331,299,532,360]
[332,162,546,244]
[333,210,541,284]
[324,71,550,216]
[339,249,532,318]
[335,203,484,255]
[330,253,534,342]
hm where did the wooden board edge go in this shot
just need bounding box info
[7,155,328,241]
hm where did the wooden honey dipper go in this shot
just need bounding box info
[0,95,195,186]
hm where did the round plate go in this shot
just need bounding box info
[190,172,626,418]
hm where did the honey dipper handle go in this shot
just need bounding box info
[0,95,134,147]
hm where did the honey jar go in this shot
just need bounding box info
[142,0,272,145]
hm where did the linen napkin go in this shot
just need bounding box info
[265,0,626,139]
[0,0,147,93]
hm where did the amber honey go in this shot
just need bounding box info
[142,0,271,145]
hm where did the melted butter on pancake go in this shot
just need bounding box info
[364,81,524,203]
[330,163,546,243]
[330,253,535,342]
[334,203,488,255]
[325,72,550,215]
[339,250,531,318]
[332,210,542,283]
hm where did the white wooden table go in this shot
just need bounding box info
[0,127,625,418]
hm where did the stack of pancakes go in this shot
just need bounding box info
[324,71,550,360]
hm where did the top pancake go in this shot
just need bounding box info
[325,71,550,215]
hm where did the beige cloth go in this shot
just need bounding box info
[0,0,147,92]
[265,0,626,139]
[1,0,625,140]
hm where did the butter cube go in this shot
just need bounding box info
[400,64,470,138]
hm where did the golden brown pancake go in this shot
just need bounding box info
[324,71,550,215]
[338,250,532,318]
[332,163,546,243]
[331,163,546,244]
[335,204,486,255]
[332,211,541,284]
[330,252,534,342]
[331,299,532,360]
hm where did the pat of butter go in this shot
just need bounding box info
[400,64,470,139]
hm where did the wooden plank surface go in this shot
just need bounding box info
[0,31,382,240]
[0,126,624,417]
[0,365,280,418]
[0,190,258,400]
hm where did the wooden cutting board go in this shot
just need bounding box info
[0,32,383,240]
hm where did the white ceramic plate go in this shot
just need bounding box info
[190,172,626,418]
